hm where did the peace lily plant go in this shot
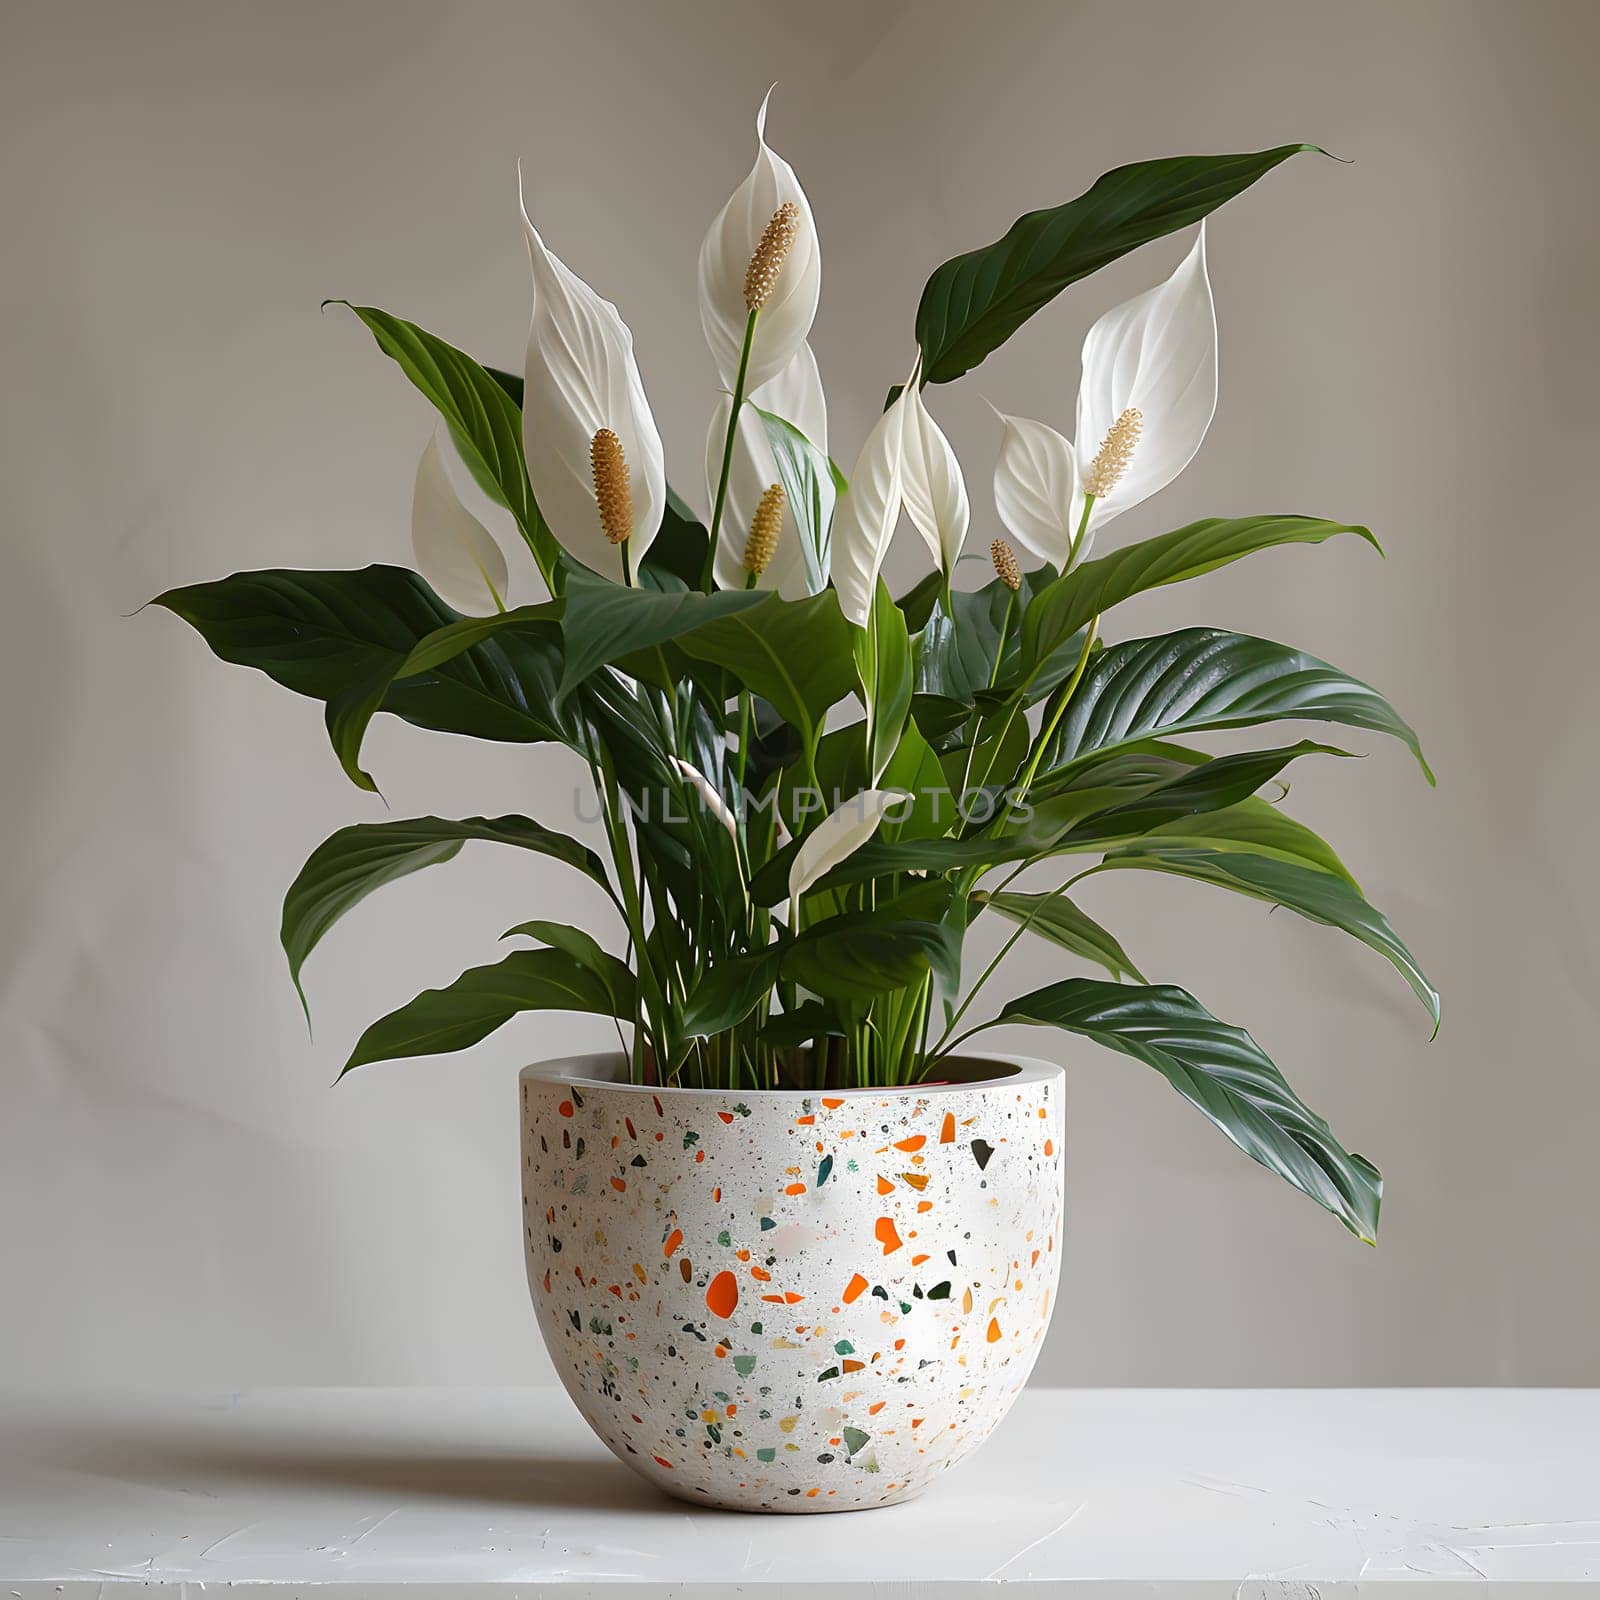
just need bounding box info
[157,100,1438,1243]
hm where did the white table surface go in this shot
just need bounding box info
[2,1388,1596,1595]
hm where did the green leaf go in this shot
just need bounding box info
[393,602,562,677]
[1056,741,1353,846]
[992,979,1381,1240]
[341,948,635,1075]
[1038,628,1431,784]
[332,305,560,582]
[974,890,1146,982]
[677,590,858,749]
[1020,516,1381,687]
[637,488,711,592]
[753,405,837,594]
[681,949,786,1038]
[503,918,615,967]
[282,815,613,1015]
[915,145,1321,385]
[853,581,914,786]
[558,572,765,698]
[760,999,847,1050]
[782,886,960,1001]
[1098,797,1360,882]
[153,566,574,750]
[1093,841,1439,1031]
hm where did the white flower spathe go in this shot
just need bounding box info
[672,758,738,841]
[899,374,969,582]
[707,342,828,596]
[411,427,510,615]
[698,87,821,396]
[991,408,1083,569]
[991,224,1217,569]
[520,168,665,584]
[831,380,914,628]
[788,789,912,901]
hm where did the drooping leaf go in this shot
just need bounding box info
[341,947,635,1075]
[1092,842,1439,1030]
[332,305,560,581]
[676,590,857,749]
[1019,515,1381,684]
[974,890,1146,982]
[153,566,574,749]
[502,918,625,980]
[915,145,1320,384]
[1055,741,1353,846]
[1037,627,1431,784]
[990,978,1381,1240]
[282,815,613,1014]
[1083,796,1360,882]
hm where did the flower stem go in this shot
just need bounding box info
[701,308,760,590]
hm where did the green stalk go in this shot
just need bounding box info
[701,308,760,591]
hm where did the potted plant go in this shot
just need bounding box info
[155,96,1436,1513]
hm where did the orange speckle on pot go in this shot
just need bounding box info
[875,1217,903,1254]
[706,1271,739,1319]
[842,1272,869,1303]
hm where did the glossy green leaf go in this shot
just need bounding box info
[974,890,1146,982]
[1056,741,1353,846]
[783,891,959,1001]
[340,947,635,1075]
[753,405,837,594]
[853,581,914,786]
[991,978,1381,1240]
[1093,841,1439,1030]
[676,590,857,749]
[760,999,847,1051]
[557,572,765,698]
[282,815,613,1015]
[1020,516,1380,684]
[502,919,623,978]
[1038,628,1431,784]
[915,145,1320,384]
[332,305,560,581]
[1094,797,1359,882]
[640,488,712,591]
[153,566,574,751]
[681,949,785,1038]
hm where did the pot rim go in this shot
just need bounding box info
[519,1050,1062,1099]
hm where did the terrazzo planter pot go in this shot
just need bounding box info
[520,1052,1064,1513]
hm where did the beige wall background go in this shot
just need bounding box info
[2,0,1596,1388]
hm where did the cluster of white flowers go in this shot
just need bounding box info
[411,90,1219,624]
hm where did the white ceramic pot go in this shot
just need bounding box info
[520,1052,1064,1513]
